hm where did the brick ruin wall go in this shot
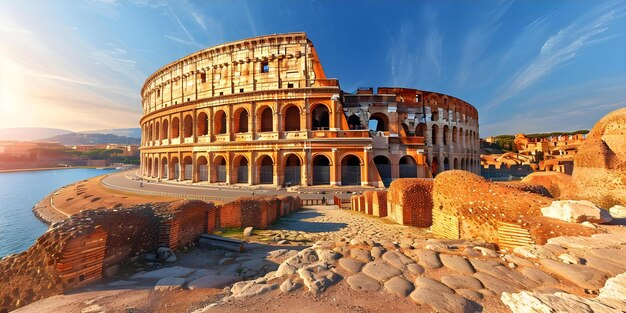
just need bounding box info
[387,178,433,227]
[371,191,388,217]
[0,195,301,312]
[431,170,598,247]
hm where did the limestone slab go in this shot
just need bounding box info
[440,275,483,290]
[439,254,475,274]
[384,276,414,297]
[413,277,454,294]
[410,288,477,313]
[347,273,381,292]
[362,261,402,282]
[338,257,365,274]
[540,259,609,290]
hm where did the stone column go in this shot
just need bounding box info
[331,148,338,186]
[361,148,371,186]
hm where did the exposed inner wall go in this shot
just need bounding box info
[0,196,301,312]
[137,33,480,189]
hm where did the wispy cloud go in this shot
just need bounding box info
[90,43,146,86]
[83,0,121,20]
[487,2,624,109]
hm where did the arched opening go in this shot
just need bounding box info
[147,125,152,142]
[347,114,361,130]
[459,127,464,144]
[341,155,361,186]
[197,112,208,136]
[284,154,301,186]
[461,158,466,170]
[284,106,301,131]
[147,158,152,177]
[161,157,168,179]
[234,108,249,133]
[155,121,160,140]
[214,110,227,134]
[431,108,439,121]
[452,126,458,143]
[453,158,459,169]
[373,155,392,187]
[171,117,180,139]
[235,156,249,183]
[431,125,439,145]
[258,155,273,184]
[171,156,180,180]
[415,123,425,137]
[312,104,330,130]
[369,113,389,132]
[443,125,449,145]
[197,156,208,181]
[443,157,450,171]
[153,158,159,178]
[401,123,410,136]
[182,156,192,180]
[399,155,418,178]
[431,157,439,177]
[312,155,331,185]
[162,119,169,140]
[214,156,227,183]
[259,106,273,132]
[183,115,193,138]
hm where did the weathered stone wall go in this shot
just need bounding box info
[217,197,282,229]
[573,108,626,207]
[0,200,214,312]
[363,191,375,215]
[387,178,433,227]
[432,171,597,246]
[371,191,387,217]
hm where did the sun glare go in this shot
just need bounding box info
[0,55,26,124]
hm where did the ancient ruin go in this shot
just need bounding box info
[138,33,480,187]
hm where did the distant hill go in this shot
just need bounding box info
[41,133,141,146]
[80,128,141,139]
[0,127,73,141]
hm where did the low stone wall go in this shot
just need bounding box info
[218,196,296,229]
[431,171,598,247]
[387,178,433,227]
[371,191,387,217]
[0,200,214,312]
[363,191,375,215]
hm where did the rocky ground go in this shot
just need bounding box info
[16,206,626,313]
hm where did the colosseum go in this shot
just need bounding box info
[139,32,480,187]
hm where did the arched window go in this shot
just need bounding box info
[171,117,180,138]
[183,115,193,138]
[312,155,331,185]
[443,125,449,145]
[399,155,417,178]
[259,106,273,132]
[197,156,208,181]
[312,104,330,130]
[347,114,361,130]
[258,155,273,184]
[182,156,193,180]
[197,112,208,136]
[369,113,389,132]
[284,154,301,186]
[234,109,249,133]
[431,125,439,145]
[341,155,361,186]
[214,156,227,182]
[284,106,300,131]
[373,155,391,187]
[214,110,226,134]
[235,156,249,183]
[415,123,425,137]
[162,119,169,139]
[155,121,160,140]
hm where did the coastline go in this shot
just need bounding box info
[0,166,105,174]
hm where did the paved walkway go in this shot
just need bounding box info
[101,170,378,202]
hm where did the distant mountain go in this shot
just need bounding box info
[80,128,141,139]
[0,127,73,141]
[41,133,141,146]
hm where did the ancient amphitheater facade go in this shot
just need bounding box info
[139,32,480,187]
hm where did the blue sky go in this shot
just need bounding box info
[0,0,624,136]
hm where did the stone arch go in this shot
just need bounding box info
[161,156,168,179]
[373,155,392,187]
[162,119,169,139]
[257,155,274,184]
[311,103,330,130]
[432,124,439,145]
[454,158,459,170]
[444,157,450,171]
[233,155,250,184]
[312,154,331,185]
[214,110,227,134]
[258,106,273,132]
[431,156,439,176]
[153,157,159,178]
[155,121,160,140]
[171,156,180,180]
[283,105,301,131]
[340,154,362,186]
[415,123,426,137]
[284,154,302,186]
[182,156,193,180]
[347,114,361,130]
[399,155,418,178]
[147,158,153,177]
[197,112,208,136]
[443,125,449,145]
[234,108,249,133]
[369,113,389,132]
[213,155,227,183]
[171,117,180,139]
[452,126,458,143]
[197,156,208,181]
[183,114,193,138]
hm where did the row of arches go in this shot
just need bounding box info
[430,156,479,176]
[429,124,478,147]
[142,103,333,144]
[141,153,422,186]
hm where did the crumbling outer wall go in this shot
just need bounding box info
[217,197,283,229]
[387,178,433,227]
